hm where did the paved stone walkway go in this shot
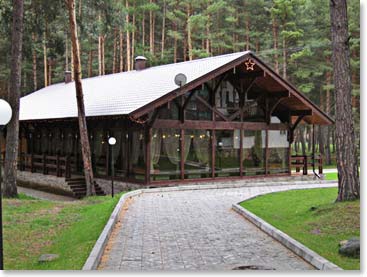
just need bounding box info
[99,183,336,271]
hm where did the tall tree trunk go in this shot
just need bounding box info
[282,35,287,79]
[255,37,260,52]
[330,0,359,201]
[101,35,105,75]
[173,21,177,63]
[142,12,145,49]
[325,58,332,164]
[3,0,24,198]
[70,41,74,80]
[186,4,192,61]
[98,24,102,76]
[78,0,82,17]
[65,32,69,71]
[272,17,279,73]
[112,27,117,73]
[149,0,154,55]
[245,14,250,50]
[43,30,48,87]
[66,0,95,196]
[161,0,166,59]
[32,32,37,90]
[88,49,93,77]
[131,1,136,69]
[318,92,325,157]
[206,19,210,54]
[126,0,131,71]
[119,29,124,72]
[48,61,52,85]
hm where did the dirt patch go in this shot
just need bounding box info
[98,196,134,269]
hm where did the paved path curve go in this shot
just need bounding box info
[99,183,336,271]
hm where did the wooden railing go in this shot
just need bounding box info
[18,153,71,178]
[291,155,323,175]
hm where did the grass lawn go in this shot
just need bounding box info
[3,192,123,270]
[240,188,360,270]
[325,172,338,180]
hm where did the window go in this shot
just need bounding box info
[129,130,146,180]
[185,87,212,121]
[215,130,241,177]
[268,130,289,174]
[185,129,212,179]
[215,81,240,121]
[242,130,266,175]
[150,128,181,181]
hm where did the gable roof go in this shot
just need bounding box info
[20,52,248,121]
[19,51,333,125]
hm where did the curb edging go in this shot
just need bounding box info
[232,203,342,270]
[82,189,143,270]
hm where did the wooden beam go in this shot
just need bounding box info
[146,108,161,129]
[266,90,290,98]
[290,115,305,132]
[290,110,312,116]
[152,119,288,130]
[232,70,264,79]
[182,90,196,110]
[196,95,230,122]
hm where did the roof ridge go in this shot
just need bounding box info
[24,51,250,94]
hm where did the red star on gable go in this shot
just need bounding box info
[245,59,256,71]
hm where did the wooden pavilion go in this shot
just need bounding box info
[2,51,333,187]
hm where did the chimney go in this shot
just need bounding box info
[64,71,72,84]
[134,56,147,71]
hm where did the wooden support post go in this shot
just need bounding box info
[265,130,269,175]
[105,131,109,177]
[43,153,46,174]
[31,153,34,173]
[56,154,60,177]
[240,129,243,177]
[288,145,291,176]
[304,155,308,175]
[180,129,185,180]
[145,128,151,185]
[66,155,71,178]
[74,134,78,173]
[211,130,216,178]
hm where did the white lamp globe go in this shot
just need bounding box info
[108,137,116,145]
[0,99,12,126]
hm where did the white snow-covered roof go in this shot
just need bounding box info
[20,51,250,121]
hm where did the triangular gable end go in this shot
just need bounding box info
[129,52,334,126]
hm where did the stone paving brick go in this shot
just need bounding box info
[101,183,336,271]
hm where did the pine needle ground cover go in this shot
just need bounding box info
[240,188,360,270]
[3,193,123,269]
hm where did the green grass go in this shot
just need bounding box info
[325,172,338,180]
[240,188,360,270]
[3,192,124,269]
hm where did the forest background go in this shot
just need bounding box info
[0,0,360,165]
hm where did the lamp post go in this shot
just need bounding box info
[108,137,116,198]
[0,99,13,270]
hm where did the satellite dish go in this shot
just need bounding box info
[174,73,187,87]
